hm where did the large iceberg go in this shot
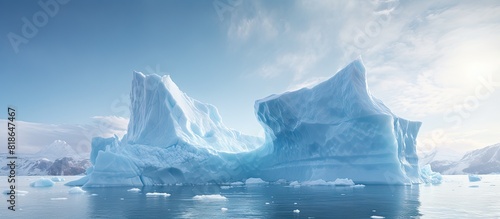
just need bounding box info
[253,60,421,184]
[69,58,422,187]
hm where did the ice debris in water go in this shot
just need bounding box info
[420,164,442,184]
[468,174,482,182]
[146,192,171,197]
[127,188,141,192]
[30,178,54,187]
[193,194,227,201]
[245,178,267,185]
[68,187,86,194]
[3,190,28,195]
[51,177,65,182]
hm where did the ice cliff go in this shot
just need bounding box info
[69,58,422,187]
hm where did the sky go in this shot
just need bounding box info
[1,0,499,158]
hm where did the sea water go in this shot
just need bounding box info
[1,175,499,218]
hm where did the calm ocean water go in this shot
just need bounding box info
[1,175,499,218]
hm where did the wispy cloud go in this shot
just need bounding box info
[0,116,128,154]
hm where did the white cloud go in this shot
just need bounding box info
[227,1,279,41]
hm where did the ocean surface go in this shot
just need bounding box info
[1,175,499,218]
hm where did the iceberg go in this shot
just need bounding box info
[468,174,482,182]
[68,187,86,194]
[145,192,170,197]
[420,164,442,184]
[69,58,422,187]
[30,178,55,187]
[193,194,227,201]
[245,178,267,185]
[253,59,421,184]
[51,177,65,182]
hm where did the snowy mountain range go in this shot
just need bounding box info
[430,143,500,174]
[0,140,91,176]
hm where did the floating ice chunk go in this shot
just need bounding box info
[289,181,301,187]
[333,178,355,186]
[295,178,356,186]
[90,194,98,196]
[420,164,442,184]
[265,202,270,205]
[120,198,124,200]
[193,194,227,201]
[51,177,65,182]
[353,184,366,188]
[301,179,331,186]
[371,216,385,219]
[221,207,228,211]
[293,209,300,213]
[51,197,68,201]
[127,188,141,192]
[274,179,287,184]
[245,178,267,185]
[230,182,244,186]
[468,174,482,182]
[146,192,171,197]
[30,178,54,187]
[68,187,86,194]
[2,190,28,195]
[220,186,232,190]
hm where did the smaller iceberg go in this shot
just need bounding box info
[245,178,267,185]
[68,187,86,194]
[51,177,65,182]
[468,174,482,182]
[127,188,141,192]
[146,192,170,197]
[30,178,55,187]
[420,164,442,184]
[193,194,227,201]
[332,178,355,186]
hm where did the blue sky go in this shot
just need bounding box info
[1,0,499,157]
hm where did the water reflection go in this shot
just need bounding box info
[85,184,420,218]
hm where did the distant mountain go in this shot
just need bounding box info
[35,140,84,160]
[430,143,500,174]
[0,140,91,176]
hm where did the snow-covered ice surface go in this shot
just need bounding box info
[70,59,422,187]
